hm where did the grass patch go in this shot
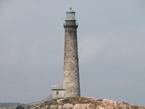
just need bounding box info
[62,97,80,104]
[132,105,138,108]
[45,99,58,106]
[122,102,129,105]
[16,105,25,109]
[62,97,96,105]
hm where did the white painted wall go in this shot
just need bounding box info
[52,90,64,98]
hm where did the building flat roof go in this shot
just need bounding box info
[52,85,64,90]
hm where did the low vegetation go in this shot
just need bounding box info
[16,105,25,109]
[2,97,144,109]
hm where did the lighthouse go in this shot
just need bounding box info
[63,7,80,97]
[52,8,80,98]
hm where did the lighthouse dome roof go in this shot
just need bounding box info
[67,7,75,13]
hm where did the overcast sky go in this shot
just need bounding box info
[0,0,145,106]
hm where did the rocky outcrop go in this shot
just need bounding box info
[50,105,58,109]
[3,97,145,109]
[63,103,73,108]
[72,104,92,109]
[29,97,145,109]
[57,99,64,104]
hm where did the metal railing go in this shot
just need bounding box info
[24,95,52,107]
[64,18,77,20]
[63,23,78,26]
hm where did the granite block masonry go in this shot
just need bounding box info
[63,7,80,97]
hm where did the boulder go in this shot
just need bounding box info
[63,103,74,109]
[50,105,57,109]
[72,104,92,109]
[102,99,118,109]
[57,99,64,104]
[57,105,63,109]
[45,105,48,109]
[72,104,82,109]
[40,107,45,109]
[97,106,105,109]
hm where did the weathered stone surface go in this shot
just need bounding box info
[40,107,45,109]
[50,105,57,109]
[22,97,145,109]
[63,103,74,109]
[102,99,118,108]
[63,19,80,97]
[72,104,93,109]
[57,99,64,104]
[96,106,105,109]
[36,106,40,109]
[45,105,48,109]
[138,106,145,109]
[57,105,63,109]
[72,104,81,109]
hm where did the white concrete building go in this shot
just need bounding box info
[52,85,64,98]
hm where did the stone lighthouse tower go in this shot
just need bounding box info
[63,7,80,97]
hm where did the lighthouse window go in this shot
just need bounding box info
[56,91,59,95]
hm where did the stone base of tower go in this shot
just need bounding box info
[64,92,80,98]
[64,87,80,97]
[63,67,80,97]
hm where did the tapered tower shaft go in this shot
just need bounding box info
[63,8,80,97]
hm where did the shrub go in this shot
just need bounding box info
[16,105,25,109]
[46,99,58,106]
[132,106,138,108]
[62,97,91,104]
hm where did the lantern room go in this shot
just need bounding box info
[66,7,76,20]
